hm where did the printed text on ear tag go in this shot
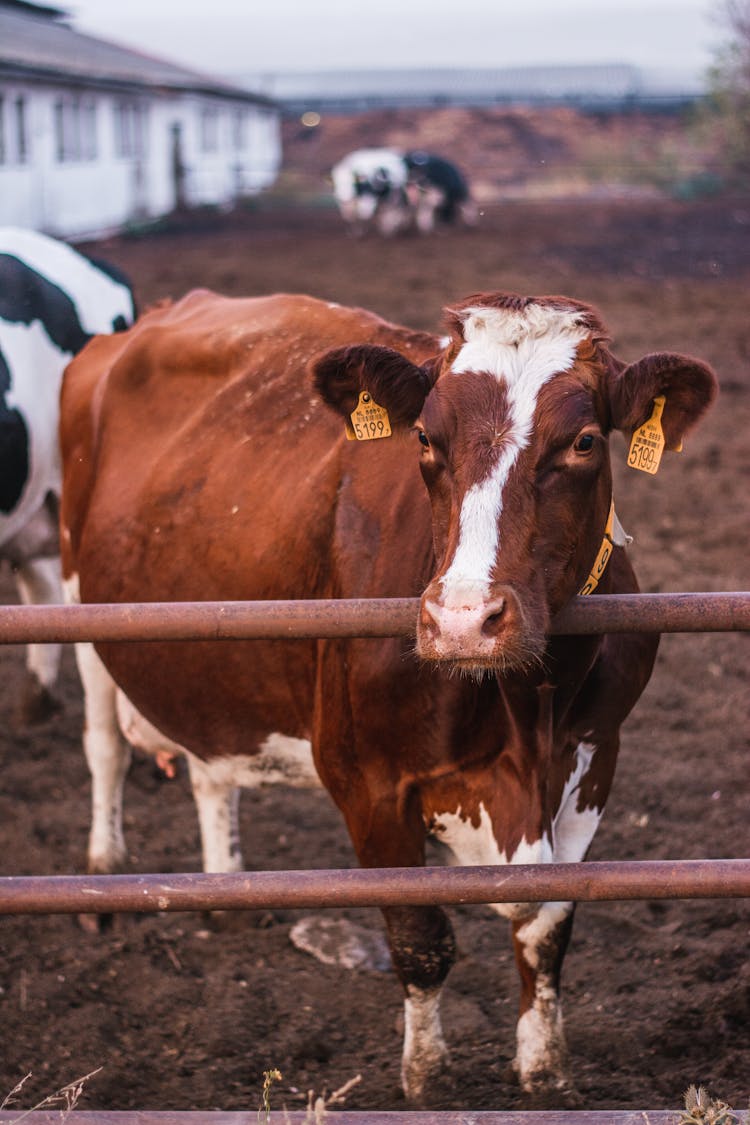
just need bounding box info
[345,390,392,441]
[627,394,666,474]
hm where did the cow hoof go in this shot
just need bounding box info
[401,1045,451,1104]
[17,680,63,726]
[518,1071,582,1108]
[524,1083,583,1109]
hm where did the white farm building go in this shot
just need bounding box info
[0,0,281,239]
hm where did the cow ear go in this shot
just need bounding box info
[311,344,434,429]
[608,352,718,450]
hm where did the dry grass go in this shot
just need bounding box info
[1,1068,102,1123]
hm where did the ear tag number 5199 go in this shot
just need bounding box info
[345,391,392,441]
[628,394,667,474]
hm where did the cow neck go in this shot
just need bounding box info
[578,498,629,596]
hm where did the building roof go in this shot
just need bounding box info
[0,0,276,106]
[243,63,704,113]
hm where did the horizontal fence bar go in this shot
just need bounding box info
[0,1112,683,1125]
[2,859,749,916]
[0,1112,682,1125]
[0,592,747,644]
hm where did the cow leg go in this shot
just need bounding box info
[383,902,456,1101]
[511,903,577,1101]
[312,648,455,1102]
[341,797,455,1101]
[414,190,440,233]
[185,753,243,873]
[73,641,131,873]
[510,738,610,1101]
[13,555,63,724]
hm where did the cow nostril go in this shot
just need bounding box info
[419,599,439,637]
[481,599,507,638]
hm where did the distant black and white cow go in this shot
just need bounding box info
[330,147,411,236]
[403,150,478,232]
[0,227,135,722]
[331,147,476,236]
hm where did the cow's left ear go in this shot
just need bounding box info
[608,352,718,449]
[311,344,435,430]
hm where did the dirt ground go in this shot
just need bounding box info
[0,194,748,1116]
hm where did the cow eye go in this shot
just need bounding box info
[573,433,595,454]
[416,429,430,449]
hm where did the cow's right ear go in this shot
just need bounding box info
[311,344,434,430]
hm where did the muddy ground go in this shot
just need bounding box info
[0,194,748,1116]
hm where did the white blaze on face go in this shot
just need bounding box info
[439,304,589,608]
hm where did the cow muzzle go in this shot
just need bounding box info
[417,582,544,673]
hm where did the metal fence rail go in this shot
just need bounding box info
[2,859,750,916]
[0,1112,684,1125]
[0,1112,683,1125]
[0,591,748,643]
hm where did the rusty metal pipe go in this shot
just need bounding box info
[0,1111,681,1125]
[0,592,747,645]
[1,860,749,916]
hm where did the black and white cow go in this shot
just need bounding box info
[0,228,135,722]
[330,147,411,236]
[331,147,476,236]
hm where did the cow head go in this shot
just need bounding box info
[312,293,717,674]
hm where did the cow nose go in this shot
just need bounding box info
[418,586,515,658]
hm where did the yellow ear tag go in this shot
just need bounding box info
[345,390,392,441]
[627,394,666,474]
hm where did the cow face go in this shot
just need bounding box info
[313,293,717,674]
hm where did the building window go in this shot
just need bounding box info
[232,108,247,150]
[14,96,28,162]
[200,106,219,152]
[114,100,147,158]
[54,99,65,161]
[82,99,97,159]
[54,96,98,162]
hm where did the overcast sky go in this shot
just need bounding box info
[67,0,724,82]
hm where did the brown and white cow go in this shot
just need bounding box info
[59,289,716,1103]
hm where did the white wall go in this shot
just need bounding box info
[0,78,281,239]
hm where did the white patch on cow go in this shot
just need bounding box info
[440,304,588,600]
[181,738,317,874]
[0,226,134,333]
[552,740,602,864]
[186,734,320,790]
[401,985,449,1101]
[514,902,572,971]
[428,801,553,920]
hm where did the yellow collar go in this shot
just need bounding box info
[579,500,616,596]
